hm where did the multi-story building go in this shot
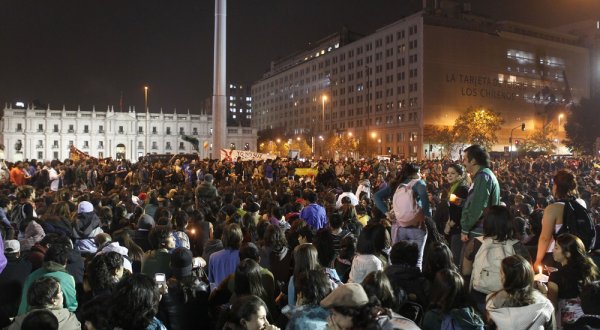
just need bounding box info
[251,5,590,159]
[203,83,253,127]
[0,104,257,162]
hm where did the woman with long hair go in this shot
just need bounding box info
[548,233,599,326]
[348,223,385,284]
[222,295,279,330]
[534,169,585,270]
[486,255,555,329]
[444,163,469,266]
[423,269,484,330]
[112,228,144,273]
[287,243,321,307]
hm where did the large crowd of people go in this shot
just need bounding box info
[1,146,600,330]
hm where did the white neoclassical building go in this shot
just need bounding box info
[0,104,257,162]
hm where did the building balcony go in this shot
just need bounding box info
[52,145,59,149]
[152,131,158,135]
[179,146,185,150]
[138,145,144,150]
[165,146,172,150]
[37,129,44,133]
[97,145,104,150]
[83,130,89,133]
[151,146,158,150]
[118,131,124,134]
[68,129,74,133]
[99,130,104,134]
[82,145,89,149]
[36,145,44,149]
[16,128,22,132]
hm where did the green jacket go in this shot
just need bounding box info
[460,167,500,235]
[18,261,78,315]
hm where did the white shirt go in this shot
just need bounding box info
[336,192,359,209]
[348,254,383,284]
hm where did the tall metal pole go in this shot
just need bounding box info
[365,65,371,159]
[144,86,148,156]
[212,0,227,159]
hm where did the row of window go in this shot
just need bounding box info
[15,124,201,135]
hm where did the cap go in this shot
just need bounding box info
[137,214,155,230]
[320,283,369,308]
[77,201,94,214]
[204,174,214,183]
[170,247,193,277]
[4,240,20,254]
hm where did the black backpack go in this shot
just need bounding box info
[556,199,596,251]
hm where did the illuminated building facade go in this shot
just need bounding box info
[252,8,590,159]
[0,104,257,162]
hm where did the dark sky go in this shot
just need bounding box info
[0,0,598,113]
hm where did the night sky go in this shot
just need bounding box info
[0,0,598,113]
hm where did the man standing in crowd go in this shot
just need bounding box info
[195,174,218,208]
[461,144,500,241]
[300,191,327,231]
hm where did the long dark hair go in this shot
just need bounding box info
[556,234,599,284]
[489,255,536,307]
[389,163,420,192]
[234,258,267,300]
[483,205,515,242]
[429,269,471,313]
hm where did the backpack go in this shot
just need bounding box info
[10,204,26,229]
[471,237,518,294]
[392,179,423,227]
[556,199,596,251]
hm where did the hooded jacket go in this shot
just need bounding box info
[72,212,101,238]
[18,261,78,315]
[486,290,555,330]
[7,307,81,330]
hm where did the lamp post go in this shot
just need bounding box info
[557,113,564,154]
[144,86,149,156]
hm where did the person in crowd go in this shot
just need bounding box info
[18,243,78,315]
[72,201,103,254]
[285,270,333,330]
[196,174,218,208]
[0,239,32,320]
[444,163,469,266]
[422,269,485,330]
[259,224,292,286]
[209,223,243,289]
[313,229,342,281]
[7,276,80,330]
[373,163,431,268]
[158,247,209,330]
[110,273,167,330]
[112,228,145,273]
[320,282,420,330]
[534,169,586,270]
[221,294,280,330]
[547,233,599,327]
[142,226,176,279]
[565,281,600,329]
[171,210,191,250]
[95,232,133,273]
[134,213,156,252]
[486,255,555,330]
[287,243,323,307]
[460,145,500,242]
[334,235,356,283]
[423,241,457,282]
[464,205,530,312]
[85,251,125,297]
[300,190,327,231]
[335,184,359,209]
[385,240,430,309]
[348,223,385,283]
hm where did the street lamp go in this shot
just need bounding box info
[144,86,149,156]
[557,113,565,154]
[321,95,327,133]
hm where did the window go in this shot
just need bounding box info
[118,126,124,134]
[138,126,143,134]
[152,127,157,134]
[68,125,74,133]
[192,127,198,135]
[99,125,104,133]
[179,127,184,134]
[53,124,59,133]
[138,142,143,149]
[166,142,172,150]
[16,123,22,132]
[179,142,185,150]
[37,140,43,148]
[152,142,158,150]
[83,125,89,133]
[53,140,59,149]
[38,124,43,132]
[83,141,89,149]
[98,141,104,149]
[53,152,59,160]
[166,127,171,135]
[38,151,43,160]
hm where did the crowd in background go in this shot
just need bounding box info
[0,148,599,330]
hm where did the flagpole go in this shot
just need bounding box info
[144,86,149,157]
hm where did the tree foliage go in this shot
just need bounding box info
[452,107,505,150]
[324,135,359,158]
[564,96,600,155]
[519,126,556,154]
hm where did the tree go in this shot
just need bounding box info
[324,134,359,158]
[519,126,556,154]
[452,107,505,150]
[423,124,457,157]
[564,96,600,155]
